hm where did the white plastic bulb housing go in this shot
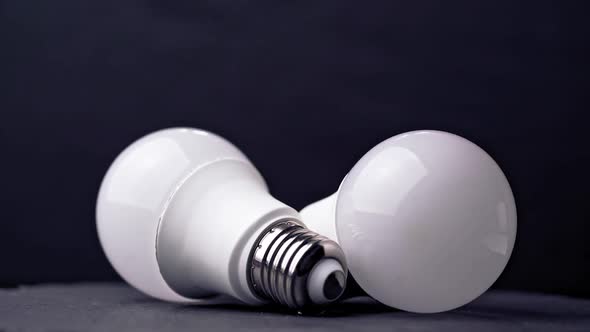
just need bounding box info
[301,130,517,313]
[96,128,347,309]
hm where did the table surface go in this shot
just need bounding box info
[1,283,589,332]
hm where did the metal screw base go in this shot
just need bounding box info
[248,220,347,309]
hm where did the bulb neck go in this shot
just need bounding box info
[155,158,347,309]
[248,220,347,308]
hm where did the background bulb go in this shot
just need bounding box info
[301,130,517,313]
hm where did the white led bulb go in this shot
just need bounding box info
[96,128,347,309]
[301,130,517,313]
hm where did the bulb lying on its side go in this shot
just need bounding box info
[301,130,517,313]
[96,128,347,309]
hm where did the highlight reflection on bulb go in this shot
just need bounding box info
[96,128,347,309]
[301,130,517,313]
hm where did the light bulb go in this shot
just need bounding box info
[301,130,517,313]
[96,128,347,309]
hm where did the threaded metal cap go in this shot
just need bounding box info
[248,220,347,309]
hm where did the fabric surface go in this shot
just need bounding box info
[1,283,589,331]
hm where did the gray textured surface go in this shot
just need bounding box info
[1,283,589,332]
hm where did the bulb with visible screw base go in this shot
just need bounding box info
[96,128,347,310]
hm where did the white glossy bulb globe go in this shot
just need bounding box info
[96,128,347,309]
[301,130,517,313]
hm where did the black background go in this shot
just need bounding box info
[1,0,588,297]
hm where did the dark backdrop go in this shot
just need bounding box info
[1,0,588,297]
